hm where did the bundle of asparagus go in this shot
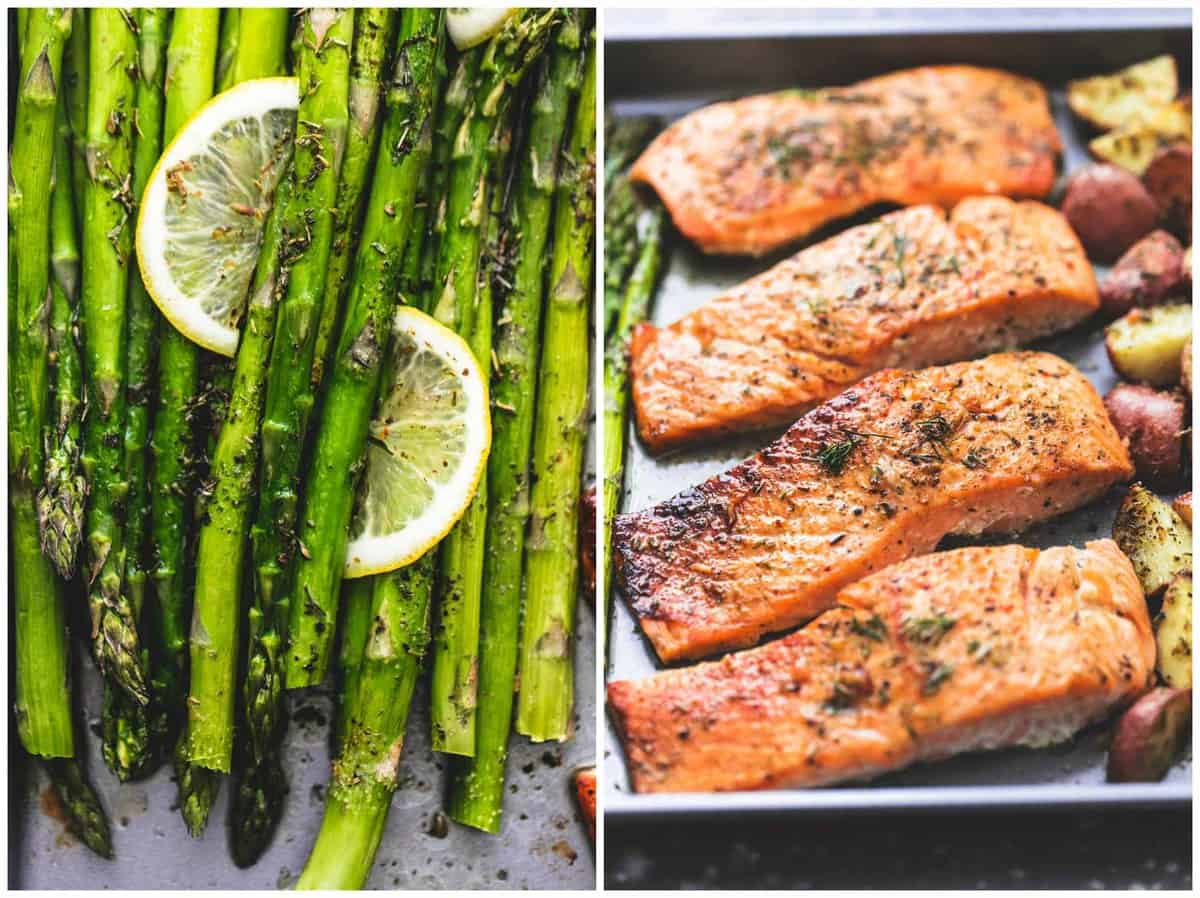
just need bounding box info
[9,7,595,883]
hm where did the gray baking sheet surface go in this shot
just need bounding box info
[605,76,1192,813]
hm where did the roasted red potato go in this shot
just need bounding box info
[1067,55,1179,131]
[1107,687,1192,782]
[1099,230,1189,317]
[1103,384,1187,487]
[1143,143,1192,241]
[1156,573,1192,687]
[1061,164,1160,262]
[573,766,596,842]
[1183,334,1193,396]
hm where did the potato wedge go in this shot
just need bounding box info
[1173,491,1192,527]
[1106,687,1191,782]
[1105,304,1193,386]
[1090,100,1193,175]
[1112,482,1193,598]
[1068,55,1178,131]
[1156,573,1192,687]
[1103,384,1186,487]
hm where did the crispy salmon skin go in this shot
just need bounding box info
[632,65,1061,256]
[608,540,1154,793]
[614,352,1132,663]
[632,197,1098,453]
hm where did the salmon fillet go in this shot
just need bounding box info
[608,540,1154,793]
[631,65,1061,256]
[614,352,1132,663]
[632,197,1098,453]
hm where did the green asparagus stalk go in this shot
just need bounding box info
[97,6,171,784]
[43,758,113,859]
[295,549,435,890]
[602,205,664,625]
[602,118,659,338]
[39,81,86,579]
[150,5,221,832]
[515,27,596,742]
[62,7,88,221]
[79,8,145,706]
[192,8,353,778]
[285,8,446,688]
[422,9,563,758]
[431,105,517,757]
[215,6,301,863]
[447,12,585,827]
[10,6,75,761]
[224,8,291,84]
[215,8,239,91]
[312,8,396,390]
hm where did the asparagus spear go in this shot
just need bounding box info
[431,91,521,757]
[425,13,564,754]
[39,79,86,580]
[150,5,221,833]
[96,6,171,784]
[10,6,75,761]
[295,549,434,890]
[224,8,291,84]
[285,8,446,688]
[43,758,113,860]
[61,9,88,226]
[447,12,585,828]
[215,8,239,91]
[312,8,396,390]
[78,8,146,707]
[192,8,353,779]
[602,118,658,338]
[211,8,300,862]
[515,26,596,742]
[602,205,664,641]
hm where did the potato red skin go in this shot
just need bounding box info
[1143,143,1192,242]
[1062,163,1160,262]
[1173,491,1192,527]
[1099,230,1189,317]
[1103,384,1186,487]
[1106,687,1192,783]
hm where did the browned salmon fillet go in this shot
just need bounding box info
[632,65,1061,256]
[614,352,1132,663]
[608,540,1154,793]
[632,197,1098,453]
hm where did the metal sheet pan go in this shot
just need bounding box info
[605,12,1193,818]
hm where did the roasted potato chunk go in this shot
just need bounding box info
[1068,55,1178,131]
[1090,100,1193,176]
[1156,573,1193,687]
[1143,143,1192,241]
[1112,483,1193,598]
[1182,334,1193,396]
[1103,384,1186,487]
[1105,304,1193,386]
[1061,164,1160,262]
[1106,687,1191,782]
[1099,230,1189,317]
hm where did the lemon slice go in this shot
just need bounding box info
[345,307,491,577]
[136,77,299,357]
[446,8,516,50]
